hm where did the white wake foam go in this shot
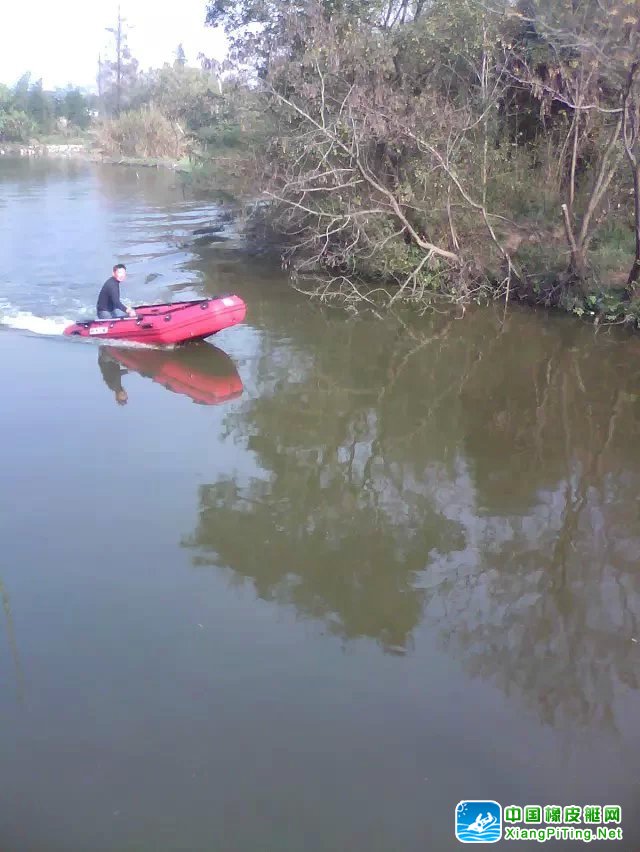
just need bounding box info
[0,310,74,336]
[0,303,176,349]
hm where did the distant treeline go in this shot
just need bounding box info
[0,74,95,141]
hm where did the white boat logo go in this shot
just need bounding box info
[468,814,497,833]
[455,800,502,843]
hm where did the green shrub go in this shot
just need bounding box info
[589,220,635,285]
[0,109,35,142]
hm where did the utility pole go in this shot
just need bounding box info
[116,5,122,117]
[106,5,125,117]
[98,53,103,116]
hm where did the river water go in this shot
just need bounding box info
[1,157,640,852]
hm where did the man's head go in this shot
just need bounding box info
[113,263,127,282]
[116,389,128,406]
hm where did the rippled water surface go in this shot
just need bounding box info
[0,157,243,329]
[1,157,640,852]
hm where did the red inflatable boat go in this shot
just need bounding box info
[64,295,246,345]
[102,343,243,405]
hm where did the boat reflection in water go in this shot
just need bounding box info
[97,343,243,406]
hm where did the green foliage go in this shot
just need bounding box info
[0,108,35,143]
[0,77,91,142]
[594,220,637,253]
[198,0,640,306]
[12,73,31,114]
[568,288,640,327]
[134,64,223,132]
[196,124,243,146]
[62,88,91,129]
[27,80,54,134]
[487,144,561,224]
[509,240,567,303]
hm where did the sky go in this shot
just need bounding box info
[1,0,228,91]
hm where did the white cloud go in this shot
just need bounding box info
[1,0,227,90]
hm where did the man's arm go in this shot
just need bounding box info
[110,279,134,315]
[111,280,128,313]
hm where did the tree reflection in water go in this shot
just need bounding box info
[182,303,640,731]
